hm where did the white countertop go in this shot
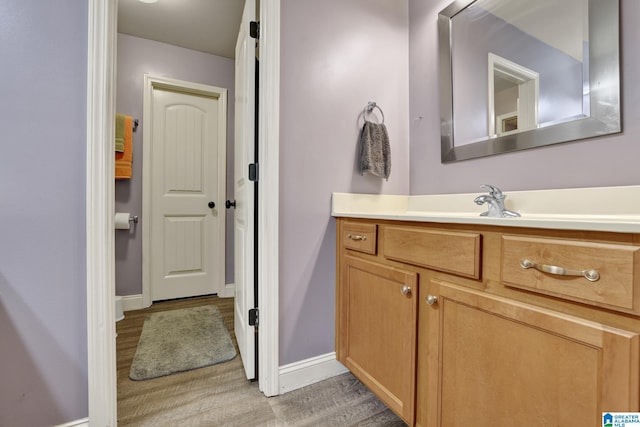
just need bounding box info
[331,186,640,233]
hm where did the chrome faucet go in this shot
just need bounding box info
[474,185,520,218]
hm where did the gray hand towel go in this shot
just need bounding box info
[359,121,391,180]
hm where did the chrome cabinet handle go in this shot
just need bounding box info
[401,286,412,296]
[347,233,367,241]
[520,259,600,282]
[426,295,438,305]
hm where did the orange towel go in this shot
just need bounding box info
[115,115,133,179]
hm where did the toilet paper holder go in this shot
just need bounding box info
[114,212,138,230]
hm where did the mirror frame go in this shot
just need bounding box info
[439,0,621,163]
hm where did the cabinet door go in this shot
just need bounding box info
[338,255,418,425]
[422,280,639,427]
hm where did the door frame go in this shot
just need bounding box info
[141,75,228,307]
[85,0,281,424]
[488,52,539,137]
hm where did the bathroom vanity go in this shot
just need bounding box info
[332,187,640,427]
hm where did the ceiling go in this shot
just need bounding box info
[479,0,586,61]
[117,0,246,59]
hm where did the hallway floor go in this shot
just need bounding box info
[116,295,405,426]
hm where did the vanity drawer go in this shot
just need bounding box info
[501,235,640,314]
[383,225,482,279]
[341,222,377,254]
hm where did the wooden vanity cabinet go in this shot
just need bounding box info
[336,218,640,427]
[337,220,418,424]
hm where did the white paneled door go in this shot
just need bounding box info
[149,84,226,301]
[234,0,257,380]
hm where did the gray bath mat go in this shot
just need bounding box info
[129,305,237,381]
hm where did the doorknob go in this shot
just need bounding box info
[226,200,236,209]
[208,201,216,209]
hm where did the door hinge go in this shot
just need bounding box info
[249,308,259,326]
[250,21,260,40]
[249,163,258,181]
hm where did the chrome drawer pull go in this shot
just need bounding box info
[347,233,367,241]
[520,259,600,282]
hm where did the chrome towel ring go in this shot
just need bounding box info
[363,101,385,124]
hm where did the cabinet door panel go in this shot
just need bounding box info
[338,255,418,425]
[424,280,639,427]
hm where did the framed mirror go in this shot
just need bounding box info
[439,0,620,163]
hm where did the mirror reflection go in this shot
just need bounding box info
[439,0,620,163]
[452,0,587,145]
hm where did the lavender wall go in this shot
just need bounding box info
[410,0,640,195]
[0,1,88,425]
[115,34,236,296]
[279,0,410,365]
[3,3,636,424]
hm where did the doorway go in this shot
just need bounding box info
[86,1,281,424]
[488,52,539,137]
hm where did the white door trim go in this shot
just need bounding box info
[86,0,281,424]
[142,75,228,307]
[258,0,281,397]
[86,1,117,425]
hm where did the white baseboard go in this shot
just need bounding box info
[54,418,89,427]
[218,282,235,298]
[278,352,348,394]
[119,294,144,312]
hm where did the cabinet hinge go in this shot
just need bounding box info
[250,21,260,40]
[249,163,258,181]
[249,308,259,327]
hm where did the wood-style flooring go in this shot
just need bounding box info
[116,295,406,426]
